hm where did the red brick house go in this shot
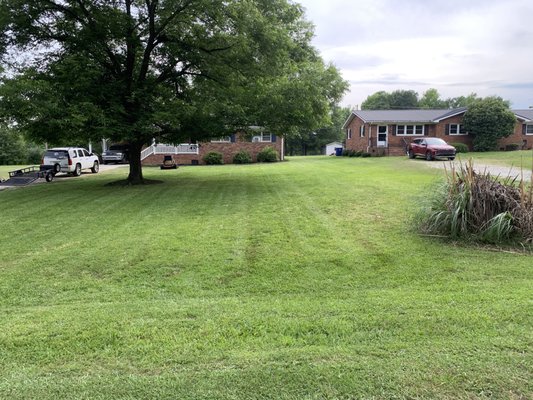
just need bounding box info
[141,130,284,165]
[343,108,533,156]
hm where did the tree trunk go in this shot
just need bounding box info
[127,142,145,184]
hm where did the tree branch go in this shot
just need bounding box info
[138,0,158,82]
[39,0,123,76]
[154,0,194,38]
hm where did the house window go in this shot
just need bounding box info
[252,132,272,142]
[347,128,352,139]
[449,124,467,135]
[211,136,231,143]
[396,125,424,135]
[360,126,365,137]
[526,124,533,135]
[260,132,271,142]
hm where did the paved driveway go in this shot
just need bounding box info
[417,160,532,182]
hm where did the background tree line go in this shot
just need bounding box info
[285,105,351,156]
[360,88,495,110]
[0,124,43,165]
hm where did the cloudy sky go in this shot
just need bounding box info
[297,0,533,109]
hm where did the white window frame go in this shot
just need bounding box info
[360,125,365,137]
[526,124,533,135]
[252,132,272,142]
[347,128,352,139]
[449,124,467,135]
[260,132,271,142]
[396,124,425,136]
[211,136,232,143]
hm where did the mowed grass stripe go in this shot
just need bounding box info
[0,157,531,399]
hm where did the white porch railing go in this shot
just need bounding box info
[141,143,199,160]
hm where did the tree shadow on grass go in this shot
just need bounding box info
[105,179,164,187]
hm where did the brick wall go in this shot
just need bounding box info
[437,115,472,150]
[143,153,200,166]
[142,133,284,165]
[345,117,370,152]
[497,122,533,150]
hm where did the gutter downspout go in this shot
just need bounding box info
[367,124,372,153]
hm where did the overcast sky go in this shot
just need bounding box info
[297,0,533,109]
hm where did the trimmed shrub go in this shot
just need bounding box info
[233,150,252,164]
[342,149,354,157]
[361,152,371,158]
[450,143,469,153]
[257,146,278,162]
[505,143,521,151]
[203,151,224,165]
[343,150,363,157]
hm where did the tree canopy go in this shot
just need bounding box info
[462,97,516,151]
[0,0,347,183]
[361,90,418,110]
[285,105,351,156]
[361,89,486,110]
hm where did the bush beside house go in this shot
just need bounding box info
[257,146,278,162]
[203,152,224,165]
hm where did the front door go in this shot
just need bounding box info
[377,125,388,147]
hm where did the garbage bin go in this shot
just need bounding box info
[335,147,343,156]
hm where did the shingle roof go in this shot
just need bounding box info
[353,108,467,123]
[342,107,531,129]
[512,109,533,121]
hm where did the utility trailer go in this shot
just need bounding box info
[0,165,57,187]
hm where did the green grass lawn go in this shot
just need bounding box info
[457,149,533,168]
[0,157,531,399]
[0,165,30,180]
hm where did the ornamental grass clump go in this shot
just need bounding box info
[419,159,533,245]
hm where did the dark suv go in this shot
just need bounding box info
[102,144,130,164]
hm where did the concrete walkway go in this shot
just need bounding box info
[419,160,532,182]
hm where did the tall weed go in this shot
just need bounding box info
[418,160,533,245]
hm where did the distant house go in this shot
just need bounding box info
[342,108,533,155]
[141,130,284,165]
[324,142,344,156]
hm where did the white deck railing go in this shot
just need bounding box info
[141,143,199,160]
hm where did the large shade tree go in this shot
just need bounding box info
[0,0,347,183]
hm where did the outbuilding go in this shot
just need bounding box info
[325,141,344,156]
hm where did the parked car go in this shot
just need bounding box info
[408,138,456,161]
[102,143,130,164]
[41,147,100,176]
